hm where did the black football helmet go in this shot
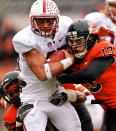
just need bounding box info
[66,19,98,58]
[0,71,26,107]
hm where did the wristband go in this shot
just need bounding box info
[60,58,73,70]
[44,63,52,80]
[66,89,77,102]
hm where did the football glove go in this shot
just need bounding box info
[16,103,34,127]
[49,90,67,106]
[66,89,87,104]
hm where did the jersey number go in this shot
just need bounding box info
[101,46,114,56]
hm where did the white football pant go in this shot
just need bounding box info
[23,100,81,131]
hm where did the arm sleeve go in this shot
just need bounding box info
[12,29,36,54]
[73,103,94,131]
[58,56,114,84]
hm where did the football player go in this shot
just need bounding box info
[0,71,60,131]
[84,0,116,47]
[12,0,84,130]
[0,71,26,131]
[57,19,116,131]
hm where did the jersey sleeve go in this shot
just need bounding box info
[90,41,116,59]
[12,27,36,54]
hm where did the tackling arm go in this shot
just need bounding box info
[73,103,94,131]
[58,56,114,84]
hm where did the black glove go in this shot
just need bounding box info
[49,91,67,106]
[16,104,34,127]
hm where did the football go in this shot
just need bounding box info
[47,50,66,63]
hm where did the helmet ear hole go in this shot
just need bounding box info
[86,34,98,49]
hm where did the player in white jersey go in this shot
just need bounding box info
[12,0,84,131]
[84,0,116,47]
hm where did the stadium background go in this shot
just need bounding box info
[0,0,104,130]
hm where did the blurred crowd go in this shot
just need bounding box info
[0,17,18,81]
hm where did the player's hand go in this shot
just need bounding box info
[63,50,75,63]
[66,89,87,104]
[92,26,114,37]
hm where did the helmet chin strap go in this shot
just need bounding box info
[75,48,88,59]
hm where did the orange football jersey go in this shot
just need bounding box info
[3,104,18,130]
[71,40,116,112]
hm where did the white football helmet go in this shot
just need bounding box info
[29,0,60,37]
[106,0,116,22]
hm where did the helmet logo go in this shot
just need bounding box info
[89,24,96,33]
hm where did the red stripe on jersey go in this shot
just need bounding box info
[23,123,27,131]
[47,121,54,131]
[43,0,46,13]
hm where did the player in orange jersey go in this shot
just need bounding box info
[57,19,116,131]
[0,71,27,131]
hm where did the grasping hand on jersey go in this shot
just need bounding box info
[63,50,75,63]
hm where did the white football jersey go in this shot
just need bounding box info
[13,16,73,102]
[85,12,116,47]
